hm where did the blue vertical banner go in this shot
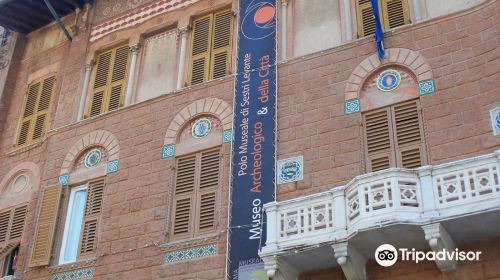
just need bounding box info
[229,0,277,279]
[371,0,385,60]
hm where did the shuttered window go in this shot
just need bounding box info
[356,0,410,37]
[0,205,28,245]
[171,148,220,239]
[189,9,232,85]
[16,75,55,146]
[87,45,130,118]
[79,179,104,258]
[363,100,425,172]
[30,185,62,267]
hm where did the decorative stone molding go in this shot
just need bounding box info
[60,130,119,176]
[163,98,233,146]
[90,0,201,42]
[332,242,367,280]
[0,162,40,209]
[422,223,457,273]
[48,259,97,274]
[159,234,219,253]
[345,48,433,101]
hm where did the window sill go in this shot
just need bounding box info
[159,232,220,253]
[47,258,97,274]
[0,276,20,280]
[6,140,44,156]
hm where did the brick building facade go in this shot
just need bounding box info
[0,0,498,279]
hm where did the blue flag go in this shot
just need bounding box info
[371,0,385,60]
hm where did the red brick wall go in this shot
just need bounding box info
[0,0,498,279]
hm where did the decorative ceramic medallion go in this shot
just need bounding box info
[376,69,401,92]
[277,156,304,184]
[192,118,212,138]
[490,107,500,136]
[84,149,102,168]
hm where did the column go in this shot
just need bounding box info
[176,26,189,90]
[332,187,347,238]
[77,62,93,122]
[418,166,439,218]
[343,0,353,41]
[280,0,287,61]
[124,44,139,106]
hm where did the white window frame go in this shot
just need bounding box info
[58,185,87,265]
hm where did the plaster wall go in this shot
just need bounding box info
[135,30,178,103]
[293,0,342,57]
[425,0,486,18]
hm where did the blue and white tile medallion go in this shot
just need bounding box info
[490,107,500,136]
[377,69,401,91]
[222,129,233,143]
[192,118,212,138]
[58,174,69,186]
[162,144,175,158]
[418,79,436,95]
[344,98,361,115]
[106,160,119,174]
[84,149,102,168]
[277,156,304,184]
[51,268,94,280]
[165,244,217,263]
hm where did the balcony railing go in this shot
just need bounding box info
[261,150,500,254]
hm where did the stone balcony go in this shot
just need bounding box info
[260,150,500,280]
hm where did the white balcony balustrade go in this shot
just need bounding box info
[260,150,500,277]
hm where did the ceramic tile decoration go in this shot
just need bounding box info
[84,149,102,168]
[51,268,94,280]
[58,174,69,186]
[418,79,436,95]
[490,107,500,136]
[165,244,217,263]
[192,118,212,138]
[106,160,119,174]
[277,156,304,184]
[376,69,401,91]
[344,99,360,115]
[162,144,175,158]
[223,129,233,143]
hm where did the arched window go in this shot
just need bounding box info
[170,116,223,240]
[360,67,427,172]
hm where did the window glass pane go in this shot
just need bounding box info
[60,188,87,264]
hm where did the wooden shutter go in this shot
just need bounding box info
[211,10,232,80]
[171,148,220,239]
[172,154,196,238]
[88,45,129,118]
[30,185,62,267]
[9,205,27,240]
[364,108,394,172]
[16,76,55,146]
[79,179,105,257]
[196,149,220,233]
[0,210,10,243]
[381,0,410,30]
[356,0,376,37]
[189,9,232,85]
[392,101,424,168]
[190,15,212,85]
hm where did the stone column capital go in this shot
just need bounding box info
[178,26,190,34]
[130,44,140,54]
